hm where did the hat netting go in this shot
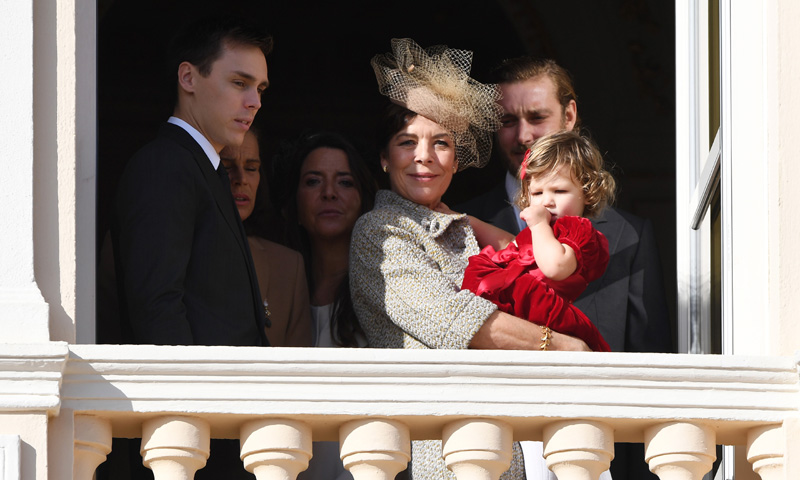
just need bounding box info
[371,38,503,170]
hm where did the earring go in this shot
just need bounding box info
[382,165,388,173]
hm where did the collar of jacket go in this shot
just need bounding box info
[374,189,469,238]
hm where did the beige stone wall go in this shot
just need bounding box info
[769,0,800,357]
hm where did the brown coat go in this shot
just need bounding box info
[248,236,313,347]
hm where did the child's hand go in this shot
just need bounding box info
[433,201,457,215]
[520,205,552,228]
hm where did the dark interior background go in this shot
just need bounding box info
[97,0,677,334]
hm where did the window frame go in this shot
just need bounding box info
[676,1,771,477]
[74,0,98,344]
[676,0,769,356]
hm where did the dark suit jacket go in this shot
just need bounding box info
[113,122,268,347]
[575,207,672,353]
[457,182,673,353]
[457,182,520,234]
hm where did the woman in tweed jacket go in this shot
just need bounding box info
[350,39,591,480]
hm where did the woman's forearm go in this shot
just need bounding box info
[469,310,590,351]
[468,216,514,250]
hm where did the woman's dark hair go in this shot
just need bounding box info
[240,127,285,243]
[271,131,377,347]
[377,103,418,158]
[241,159,282,238]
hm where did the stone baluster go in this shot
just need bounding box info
[339,419,410,480]
[141,416,210,480]
[542,420,614,480]
[240,419,312,480]
[644,422,715,480]
[441,418,512,480]
[747,424,785,480]
[73,414,112,480]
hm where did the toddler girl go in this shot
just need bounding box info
[461,130,616,352]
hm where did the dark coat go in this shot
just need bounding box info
[113,122,268,346]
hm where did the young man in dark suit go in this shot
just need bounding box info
[457,57,673,480]
[108,17,272,480]
[113,17,272,348]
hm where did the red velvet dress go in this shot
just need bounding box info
[462,216,611,352]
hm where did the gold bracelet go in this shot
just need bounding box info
[539,326,552,351]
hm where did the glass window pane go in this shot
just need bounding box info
[709,0,720,142]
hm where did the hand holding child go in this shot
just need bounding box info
[437,201,515,250]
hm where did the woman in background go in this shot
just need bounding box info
[271,131,377,480]
[220,128,312,347]
[273,131,376,348]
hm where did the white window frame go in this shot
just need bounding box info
[74,0,98,344]
[676,0,714,355]
[676,1,770,478]
[675,0,769,355]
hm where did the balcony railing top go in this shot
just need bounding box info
[2,343,777,444]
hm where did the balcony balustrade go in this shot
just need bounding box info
[1,343,797,480]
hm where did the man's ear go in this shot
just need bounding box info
[564,99,578,131]
[177,61,197,93]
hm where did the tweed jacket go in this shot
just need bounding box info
[350,190,525,479]
[350,190,498,350]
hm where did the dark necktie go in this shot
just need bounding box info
[216,162,229,185]
[216,162,241,221]
[216,163,241,215]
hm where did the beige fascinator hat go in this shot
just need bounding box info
[371,38,503,170]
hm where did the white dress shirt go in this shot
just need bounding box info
[167,116,220,170]
[504,170,528,233]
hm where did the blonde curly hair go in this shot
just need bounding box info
[515,130,616,218]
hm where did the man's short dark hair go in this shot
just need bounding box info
[166,15,273,105]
